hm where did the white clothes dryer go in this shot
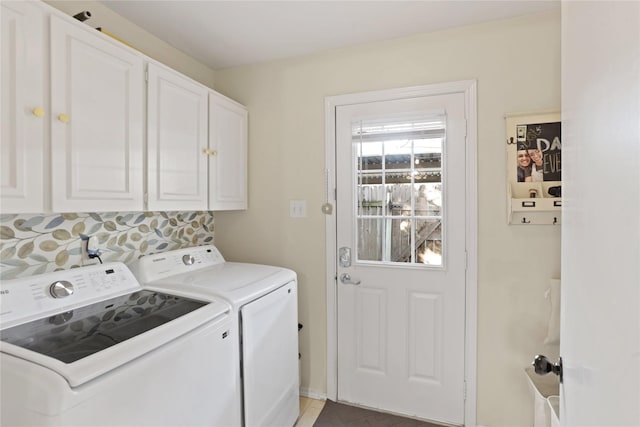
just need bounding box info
[130,245,299,427]
[0,262,241,427]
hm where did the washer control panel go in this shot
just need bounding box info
[0,263,141,328]
[131,245,225,283]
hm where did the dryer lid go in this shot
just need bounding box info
[140,262,296,308]
[130,245,297,307]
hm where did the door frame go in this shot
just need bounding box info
[324,80,478,426]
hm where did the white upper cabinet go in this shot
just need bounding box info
[147,63,208,211]
[2,2,248,214]
[50,15,144,212]
[1,1,46,213]
[208,92,248,210]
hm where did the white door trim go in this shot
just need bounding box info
[324,80,478,426]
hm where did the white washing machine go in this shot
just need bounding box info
[130,245,299,427]
[0,262,241,427]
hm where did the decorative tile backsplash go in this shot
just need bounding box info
[0,211,214,280]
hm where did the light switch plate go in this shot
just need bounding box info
[289,200,307,218]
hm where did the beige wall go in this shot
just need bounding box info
[214,11,561,427]
[45,0,216,87]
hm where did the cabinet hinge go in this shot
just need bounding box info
[464,251,468,271]
[145,70,148,82]
[463,381,467,400]
[464,118,468,137]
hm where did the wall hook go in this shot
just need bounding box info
[521,217,530,224]
[553,217,558,225]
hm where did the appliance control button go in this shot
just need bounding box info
[49,280,74,298]
[182,254,195,265]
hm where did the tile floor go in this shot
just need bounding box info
[296,397,326,427]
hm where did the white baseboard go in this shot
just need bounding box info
[299,387,327,401]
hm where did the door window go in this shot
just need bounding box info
[354,115,445,266]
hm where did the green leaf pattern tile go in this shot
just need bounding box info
[0,211,215,280]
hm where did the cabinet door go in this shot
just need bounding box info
[147,63,208,211]
[1,2,45,213]
[50,15,144,212]
[208,91,248,210]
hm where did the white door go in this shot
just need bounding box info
[336,93,467,425]
[560,1,640,425]
[50,15,144,212]
[1,1,45,213]
[208,91,248,210]
[147,63,208,211]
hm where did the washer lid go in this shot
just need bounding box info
[0,296,229,387]
[0,263,230,387]
[1,290,206,364]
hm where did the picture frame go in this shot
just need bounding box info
[505,110,561,225]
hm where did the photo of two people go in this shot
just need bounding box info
[516,122,561,183]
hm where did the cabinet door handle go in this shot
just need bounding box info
[32,107,45,118]
[202,148,218,156]
[58,113,70,123]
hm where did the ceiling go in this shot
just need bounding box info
[99,1,559,70]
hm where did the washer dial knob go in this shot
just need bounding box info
[49,280,74,298]
[182,254,195,265]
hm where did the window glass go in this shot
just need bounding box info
[354,115,444,266]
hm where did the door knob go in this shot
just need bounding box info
[340,273,361,285]
[532,354,563,382]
